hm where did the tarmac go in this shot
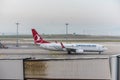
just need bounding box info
[0,41,119,80]
[0,42,119,55]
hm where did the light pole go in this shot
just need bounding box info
[16,22,19,47]
[65,23,69,42]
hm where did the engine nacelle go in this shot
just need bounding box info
[63,48,67,51]
[76,49,84,53]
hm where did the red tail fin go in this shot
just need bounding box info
[31,29,50,44]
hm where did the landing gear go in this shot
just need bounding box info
[99,51,102,54]
[67,50,71,54]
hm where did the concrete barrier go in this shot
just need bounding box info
[25,57,111,79]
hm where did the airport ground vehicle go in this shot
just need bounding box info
[0,42,8,49]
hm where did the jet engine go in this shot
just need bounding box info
[76,49,84,53]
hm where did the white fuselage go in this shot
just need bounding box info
[37,43,107,53]
[38,43,63,51]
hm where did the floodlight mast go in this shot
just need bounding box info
[65,23,69,42]
[16,22,19,47]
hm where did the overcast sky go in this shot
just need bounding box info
[0,0,120,35]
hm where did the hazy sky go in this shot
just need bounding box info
[0,0,120,35]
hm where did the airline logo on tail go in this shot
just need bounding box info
[34,34,40,42]
[31,29,49,44]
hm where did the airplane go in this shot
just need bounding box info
[31,29,107,54]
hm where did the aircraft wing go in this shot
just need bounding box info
[60,42,83,54]
[65,47,76,52]
[65,47,84,53]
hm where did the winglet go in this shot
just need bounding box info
[60,42,65,48]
